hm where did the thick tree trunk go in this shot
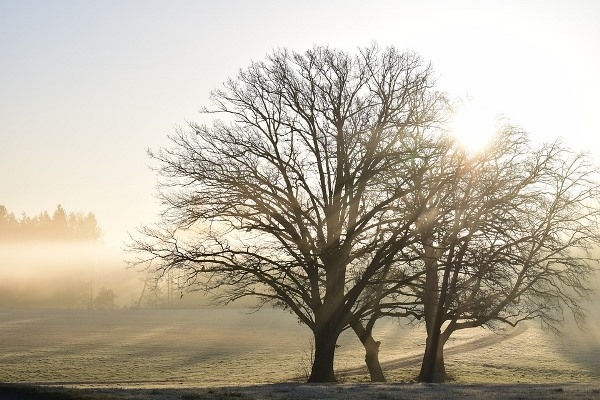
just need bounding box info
[351,321,386,382]
[418,331,448,382]
[419,239,444,383]
[307,328,340,383]
[419,328,441,382]
[308,242,347,383]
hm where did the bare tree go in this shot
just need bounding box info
[346,135,453,382]
[130,45,447,382]
[413,127,600,382]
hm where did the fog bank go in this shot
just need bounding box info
[0,242,145,309]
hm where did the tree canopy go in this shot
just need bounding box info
[131,44,600,383]
[410,129,600,381]
[132,44,449,382]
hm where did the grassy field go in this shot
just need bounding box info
[0,307,599,388]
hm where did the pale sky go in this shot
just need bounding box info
[1,0,600,247]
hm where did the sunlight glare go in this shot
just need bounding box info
[451,101,498,154]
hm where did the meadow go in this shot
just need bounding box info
[1,307,599,388]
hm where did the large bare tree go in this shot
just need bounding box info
[130,45,447,382]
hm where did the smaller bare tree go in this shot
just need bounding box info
[414,127,600,382]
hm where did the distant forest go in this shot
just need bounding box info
[0,204,101,241]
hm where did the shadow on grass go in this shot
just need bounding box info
[0,384,81,400]
[3,382,600,400]
[0,384,251,400]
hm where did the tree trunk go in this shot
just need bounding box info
[351,321,386,382]
[418,330,448,382]
[308,243,347,383]
[419,327,440,382]
[435,337,446,379]
[307,328,340,383]
[418,239,444,383]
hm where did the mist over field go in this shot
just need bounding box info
[1,240,599,325]
[0,243,215,310]
[0,243,132,309]
[0,242,599,391]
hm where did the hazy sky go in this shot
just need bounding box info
[2,0,600,246]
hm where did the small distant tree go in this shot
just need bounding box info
[67,211,101,240]
[0,205,18,239]
[36,211,52,239]
[93,287,117,310]
[52,204,69,239]
[0,205,11,224]
[82,212,101,240]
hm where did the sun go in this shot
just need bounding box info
[450,101,498,154]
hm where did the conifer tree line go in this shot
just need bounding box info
[130,44,600,383]
[0,204,101,241]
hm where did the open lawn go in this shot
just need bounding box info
[0,308,599,400]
